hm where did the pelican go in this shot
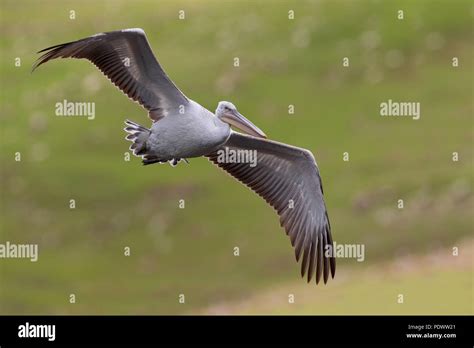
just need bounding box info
[33,28,336,284]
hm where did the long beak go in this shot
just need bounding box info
[221,110,267,138]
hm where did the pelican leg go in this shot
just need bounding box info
[142,155,167,166]
[169,158,188,167]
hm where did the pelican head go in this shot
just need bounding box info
[216,101,266,138]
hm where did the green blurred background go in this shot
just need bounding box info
[0,0,472,314]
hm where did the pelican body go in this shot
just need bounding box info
[34,28,336,284]
[131,100,231,164]
[126,99,262,165]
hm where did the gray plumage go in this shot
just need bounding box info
[33,28,188,121]
[207,133,335,283]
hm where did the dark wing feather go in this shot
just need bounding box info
[33,28,188,121]
[207,132,336,284]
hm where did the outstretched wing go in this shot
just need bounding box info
[207,132,335,284]
[33,28,189,121]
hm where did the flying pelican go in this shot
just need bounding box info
[33,28,336,284]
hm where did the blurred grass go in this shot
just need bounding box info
[0,0,473,314]
[199,239,473,314]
